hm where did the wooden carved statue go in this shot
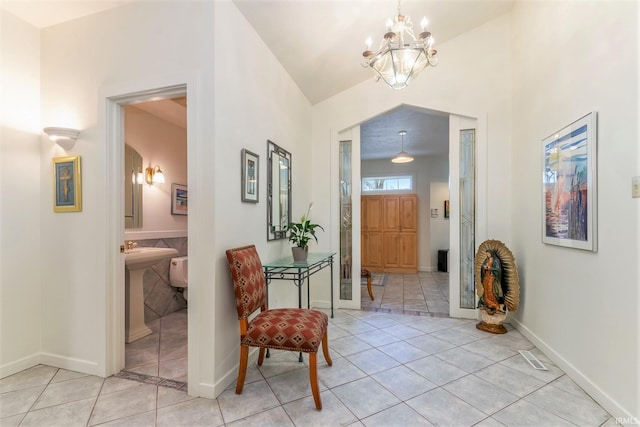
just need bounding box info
[474,240,520,334]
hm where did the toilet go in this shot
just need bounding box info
[169,256,188,301]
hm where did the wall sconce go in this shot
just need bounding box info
[145,165,165,185]
[43,127,80,150]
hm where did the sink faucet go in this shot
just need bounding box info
[126,241,137,250]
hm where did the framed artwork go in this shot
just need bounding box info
[241,149,259,203]
[444,200,450,219]
[53,155,82,212]
[542,112,597,251]
[171,183,188,215]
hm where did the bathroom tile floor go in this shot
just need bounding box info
[121,309,188,390]
[1,306,616,426]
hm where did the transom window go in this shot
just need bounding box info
[362,175,414,193]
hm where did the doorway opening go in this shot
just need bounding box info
[337,104,478,318]
[120,96,188,388]
[356,105,451,315]
[105,84,189,385]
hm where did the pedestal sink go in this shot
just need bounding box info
[125,247,178,343]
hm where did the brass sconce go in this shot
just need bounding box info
[145,165,165,185]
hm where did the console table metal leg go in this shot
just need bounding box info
[307,275,310,309]
[297,275,302,310]
[330,257,334,318]
[298,271,304,363]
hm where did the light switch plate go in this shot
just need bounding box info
[633,176,640,198]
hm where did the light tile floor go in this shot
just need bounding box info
[120,272,449,391]
[361,272,450,315]
[1,306,616,426]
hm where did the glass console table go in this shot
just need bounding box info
[262,252,336,319]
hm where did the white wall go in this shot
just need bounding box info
[210,1,312,396]
[3,0,637,418]
[509,1,639,419]
[124,107,187,235]
[2,0,312,400]
[41,2,222,382]
[0,10,43,376]
[361,155,449,271]
[430,181,450,269]
[311,13,513,305]
[37,0,217,379]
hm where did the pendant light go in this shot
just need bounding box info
[392,130,414,163]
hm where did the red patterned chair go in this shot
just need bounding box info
[225,245,332,410]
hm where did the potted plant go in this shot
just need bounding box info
[287,203,324,261]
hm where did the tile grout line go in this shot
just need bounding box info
[85,376,107,427]
[10,367,61,426]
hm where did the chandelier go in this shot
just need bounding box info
[361,0,438,89]
[392,130,414,163]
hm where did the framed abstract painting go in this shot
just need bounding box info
[542,112,597,251]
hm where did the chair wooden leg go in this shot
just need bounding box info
[236,345,249,394]
[321,331,332,366]
[367,276,374,300]
[309,352,322,410]
[257,347,266,366]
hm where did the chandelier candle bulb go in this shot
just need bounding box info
[421,17,428,31]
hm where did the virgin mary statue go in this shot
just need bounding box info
[474,240,520,334]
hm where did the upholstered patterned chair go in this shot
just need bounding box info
[225,245,333,410]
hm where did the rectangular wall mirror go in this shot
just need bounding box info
[267,139,291,241]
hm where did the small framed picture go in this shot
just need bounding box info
[53,155,82,212]
[444,200,450,219]
[171,183,188,215]
[241,149,259,203]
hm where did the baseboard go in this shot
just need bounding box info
[0,353,41,379]
[39,352,102,377]
[190,348,259,399]
[1,352,102,380]
[510,318,637,421]
[310,299,333,311]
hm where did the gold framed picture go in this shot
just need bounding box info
[53,155,82,212]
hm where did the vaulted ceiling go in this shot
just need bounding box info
[2,0,513,160]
